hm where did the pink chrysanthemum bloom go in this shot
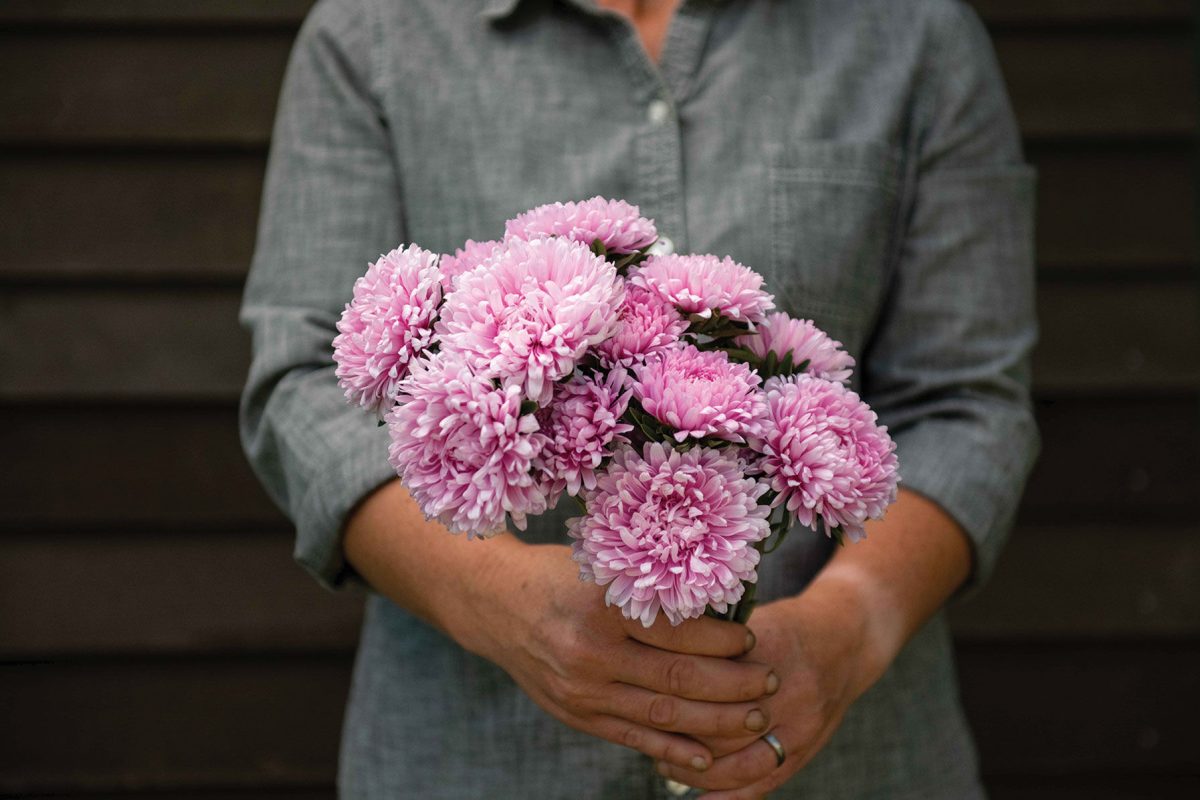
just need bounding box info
[535,369,634,501]
[735,312,856,384]
[333,244,443,415]
[387,353,550,537]
[630,254,775,324]
[505,196,658,255]
[633,346,765,443]
[438,238,501,291]
[749,375,899,542]
[569,443,771,627]
[594,283,688,368]
[437,237,623,405]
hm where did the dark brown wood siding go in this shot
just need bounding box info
[1,1,1196,796]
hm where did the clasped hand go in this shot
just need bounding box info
[461,545,871,798]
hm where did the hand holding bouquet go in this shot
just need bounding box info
[333,197,899,628]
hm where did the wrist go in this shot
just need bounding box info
[434,533,531,655]
[787,565,903,702]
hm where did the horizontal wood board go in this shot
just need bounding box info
[1,280,1194,401]
[0,23,1194,148]
[2,522,1197,661]
[2,144,1193,285]
[0,644,1196,794]
[2,394,1194,531]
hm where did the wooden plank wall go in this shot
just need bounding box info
[0,1,1196,797]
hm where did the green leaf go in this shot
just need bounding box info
[519,399,539,417]
[764,349,778,376]
[717,347,759,365]
[590,238,607,257]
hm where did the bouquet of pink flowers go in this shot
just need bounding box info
[333,197,899,626]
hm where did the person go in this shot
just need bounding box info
[239,0,1038,797]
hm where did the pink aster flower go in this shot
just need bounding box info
[630,254,774,324]
[594,283,688,368]
[632,346,765,443]
[735,312,856,384]
[438,239,502,290]
[535,369,634,501]
[387,353,550,536]
[436,237,623,405]
[505,196,658,255]
[333,244,443,415]
[749,375,899,542]
[569,443,771,627]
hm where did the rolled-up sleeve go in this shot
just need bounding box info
[239,0,400,589]
[862,3,1039,591]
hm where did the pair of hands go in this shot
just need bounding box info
[456,544,879,799]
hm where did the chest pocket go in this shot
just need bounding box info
[767,141,902,356]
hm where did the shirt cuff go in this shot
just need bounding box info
[293,410,396,591]
[887,409,1038,595]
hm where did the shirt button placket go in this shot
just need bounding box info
[638,93,686,250]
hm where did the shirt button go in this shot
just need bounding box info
[647,98,671,126]
[649,235,675,256]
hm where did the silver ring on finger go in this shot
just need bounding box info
[761,731,786,767]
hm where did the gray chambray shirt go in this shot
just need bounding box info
[240,0,1038,797]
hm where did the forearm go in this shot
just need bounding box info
[792,487,971,696]
[343,478,533,648]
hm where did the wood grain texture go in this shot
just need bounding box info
[0,645,1195,793]
[0,405,286,529]
[0,31,291,147]
[1,280,1194,401]
[0,153,265,283]
[20,792,334,800]
[0,289,251,401]
[1032,143,1196,271]
[1021,395,1200,522]
[958,643,1200,777]
[2,396,1193,531]
[1032,279,1200,394]
[0,657,350,795]
[2,522,1196,661]
[0,0,315,28]
[2,146,1192,284]
[0,531,363,659]
[987,777,1200,800]
[993,30,1197,140]
[0,26,1192,147]
[950,524,1200,640]
[969,0,1194,26]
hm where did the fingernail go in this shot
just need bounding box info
[765,671,780,695]
[690,755,709,772]
[744,629,757,652]
[656,760,671,777]
[745,709,767,732]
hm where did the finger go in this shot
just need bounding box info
[623,613,756,658]
[605,684,771,738]
[589,714,715,773]
[655,732,782,792]
[617,646,780,702]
